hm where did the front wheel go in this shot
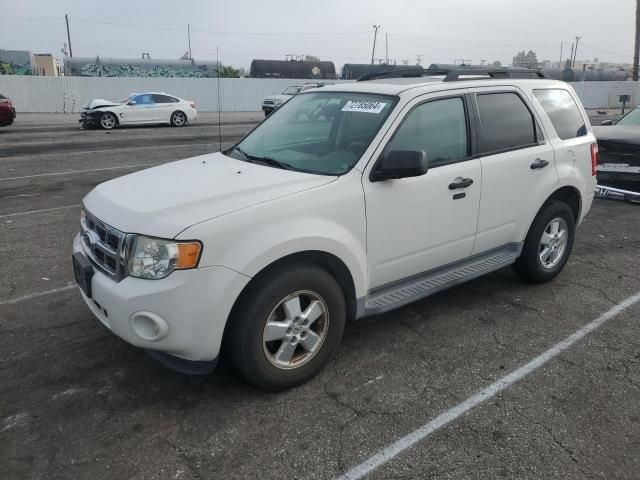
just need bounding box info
[170,111,187,127]
[99,112,117,130]
[226,264,346,391]
[513,201,576,283]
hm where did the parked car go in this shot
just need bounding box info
[261,83,328,116]
[593,106,640,192]
[79,92,197,130]
[0,94,16,127]
[73,69,596,390]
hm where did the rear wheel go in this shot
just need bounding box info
[99,112,117,130]
[226,264,346,391]
[170,111,187,127]
[513,201,575,283]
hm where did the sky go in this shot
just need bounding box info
[0,0,636,70]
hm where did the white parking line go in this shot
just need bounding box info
[0,204,80,219]
[336,290,640,480]
[0,284,77,307]
[0,164,159,181]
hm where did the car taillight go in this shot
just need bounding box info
[190,102,196,109]
[590,143,599,176]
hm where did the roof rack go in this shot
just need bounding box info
[356,67,547,82]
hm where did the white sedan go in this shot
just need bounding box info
[80,92,197,130]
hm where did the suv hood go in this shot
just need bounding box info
[83,152,336,238]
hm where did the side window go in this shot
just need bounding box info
[387,97,468,166]
[476,92,538,154]
[533,89,587,139]
[153,94,179,103]
[133,94,154,105]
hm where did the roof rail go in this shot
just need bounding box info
[357,67,547,82]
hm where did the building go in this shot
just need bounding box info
[32,53,59,76]
[250,59,336,79]
[0,49,32,75]
[64,56,220,78]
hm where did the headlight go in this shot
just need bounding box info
[128,235,202,279]
[273,98,283,105]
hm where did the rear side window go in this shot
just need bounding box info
[476,92,538,154]
[388,97,469,166]
[533,89,587,139]
[152,94,179,103]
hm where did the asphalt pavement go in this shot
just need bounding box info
[1,112,639,480]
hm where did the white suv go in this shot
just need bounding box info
[73,69,597,390]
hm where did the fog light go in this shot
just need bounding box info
[129,311,169,341]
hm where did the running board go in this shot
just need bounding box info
[359,243,522,318]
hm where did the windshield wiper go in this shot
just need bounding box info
[226,146,295,171]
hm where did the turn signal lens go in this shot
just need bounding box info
[176,242,202,269]
[590,143,599,176]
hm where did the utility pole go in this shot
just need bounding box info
[65,14,73,57]
[634,0,640,81]
[385,33,389,64]
[559,41,563,66]
[573,35,582,67]
[371,25,380,65]
[416,54,423,65]
[188,23,192,60]
[568,42,574,68]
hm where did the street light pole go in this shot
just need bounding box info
[371,25,380,65]
[65,14,73,57]
[634,0,640,81]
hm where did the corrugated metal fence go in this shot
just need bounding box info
[0,76,638,112]
[0,76,349,113]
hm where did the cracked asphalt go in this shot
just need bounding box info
[1,113,639,480]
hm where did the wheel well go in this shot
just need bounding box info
[224,251,358,344]
[100,111,119,124]
[546,186,581,222]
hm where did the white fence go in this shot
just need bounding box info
[0,76,639,112]
[0,76,349,113]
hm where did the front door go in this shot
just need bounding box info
[122,94,156,124]
[364,91,482,289]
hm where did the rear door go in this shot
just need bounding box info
[470,87,558,254]
[152,94,178,123]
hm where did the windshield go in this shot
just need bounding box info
[226,92,397,175]
[617,108,640,126]
[283,86,303,95]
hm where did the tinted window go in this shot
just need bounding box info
[388,97,468,166]
[132,94,154,105]
[0,94,5,100]
[533,89,586,139]
[476,93,537,153]
[152,94,178,103]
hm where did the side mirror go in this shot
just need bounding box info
[128,100,137,105]
[600,119,613,126]
[370,150,429,182]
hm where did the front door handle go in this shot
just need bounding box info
[448,177,474,190]
[530,158,549,169]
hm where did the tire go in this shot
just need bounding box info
[170,110,187,127]
[99,112,117,130]
[513,201,576,283]
[226,264,346,391]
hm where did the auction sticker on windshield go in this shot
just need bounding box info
[341,100,387,114]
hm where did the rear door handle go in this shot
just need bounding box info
[530,158,549,169]
[448,177,474,190]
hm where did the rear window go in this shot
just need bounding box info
[476,92,538,154]
[533,89,587,140]
[0,94,5,100]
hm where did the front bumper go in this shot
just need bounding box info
[262,104,279,114]
[73,233,251,363]
[79,110,100,128]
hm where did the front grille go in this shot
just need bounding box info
[81,209,129,281]
[263,99,274,105]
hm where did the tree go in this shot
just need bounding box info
[492,60,502,67]
[218,65,240,78]
[512,50,538,67]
